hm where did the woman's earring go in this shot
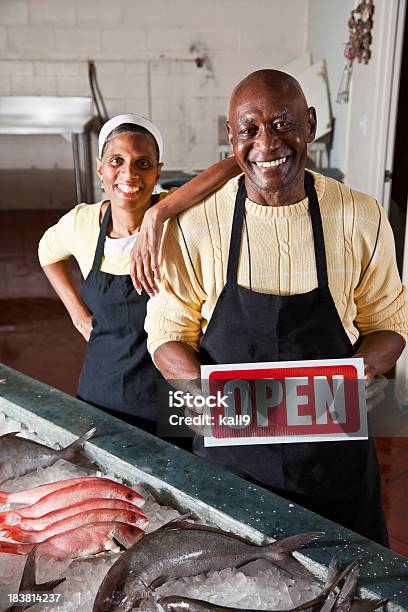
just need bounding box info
[100,180,104,192]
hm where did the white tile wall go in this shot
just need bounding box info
[28,1,76,26]
[1,0,29,26]
[11,74,57,95]
[0,0,307,173]
[7,27,55,54]
[54,28,101,53]
[0,28,7,53]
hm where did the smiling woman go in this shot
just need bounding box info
[38,114,241,433]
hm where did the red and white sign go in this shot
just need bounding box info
[201,358,367,447]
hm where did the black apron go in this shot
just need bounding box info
[197,172,388,546]
[77,201,160,432]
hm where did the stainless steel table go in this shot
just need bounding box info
[0,96,98,203]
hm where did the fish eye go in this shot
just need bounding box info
[126,492,133,500]
[110,591,124,605]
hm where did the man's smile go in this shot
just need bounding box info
[252,156,289,168]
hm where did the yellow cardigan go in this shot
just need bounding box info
[146,172,408,356]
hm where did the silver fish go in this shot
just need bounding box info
[0,427,96,482]
[93,519,321,612]
[4,547,65,612]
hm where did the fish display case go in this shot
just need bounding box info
[0,362,407,611]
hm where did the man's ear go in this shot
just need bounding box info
[307,107,317,143]
[96,156,103,180]
[226,121,234,146]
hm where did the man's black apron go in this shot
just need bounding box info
[197,172,388,545]
[77,201,160,432]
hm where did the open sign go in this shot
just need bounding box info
[201,358,367,447]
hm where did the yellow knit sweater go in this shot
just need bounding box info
[146,172,408,356]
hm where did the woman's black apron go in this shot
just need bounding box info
[77,201,160,432]
[197,172,388,545]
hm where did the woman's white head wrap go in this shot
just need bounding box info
[98,114,163,161]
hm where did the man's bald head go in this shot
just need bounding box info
[226,69,316,207]
[228,70,308,120]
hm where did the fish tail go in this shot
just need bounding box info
[0,491,9,503]
[60,427,97,469]
[291,558,360,611]
[0,541,32,555]
[0,526,34,543]
[0,513,21,526]
[262,532,323,579]
[18,548,66,595]
[267,531,323,555]
[363,599,389,611]
[334,563,360,609]
[326,555,341,584]
[0,528,11,538]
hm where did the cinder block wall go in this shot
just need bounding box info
[0,0,307,171]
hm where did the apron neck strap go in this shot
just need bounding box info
[227,172,329,288]
[91,202,112,273]
[305,171,329,288]
[91,194,161,273]
[226,178,247,283]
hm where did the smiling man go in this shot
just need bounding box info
[145,70,408,545]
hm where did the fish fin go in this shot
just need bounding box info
[0,541,32,555]
[158,519,258,546]
[111,535,130,552]
[262,532,323,579]
[18,548,66,603]
[158,596,233,610]
[334,565,359,611]
[60,427,97,469]
[0,431,21,438]
[327,555,341,585]
[0,528,11,537]
[267,531,324,556]
[355,598,388,611]
[0,490,9,503]
[34,578,66,592]
[292,559,360,611]
[18,548,37,592]
[158,513,194,530]
[147,574,168,592]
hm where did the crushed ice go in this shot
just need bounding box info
[0,411,323,611]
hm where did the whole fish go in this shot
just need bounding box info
[0,479,144,525]
[0,428,96,482]
[0,476,128,506]
[93,520,321,612]
[0,521,144,558]
[2,498,142,531]
[3,547,65,612]
[1,508,148,542]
